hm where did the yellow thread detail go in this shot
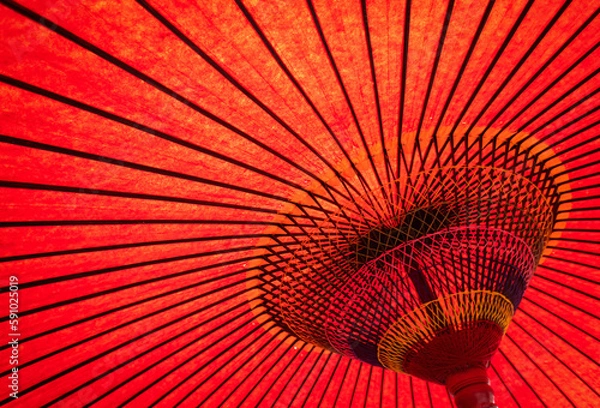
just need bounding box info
[377,290,514,373]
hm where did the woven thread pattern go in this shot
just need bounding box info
[271,166,554,380]
[320,227,532,366]
[377,290,514,374]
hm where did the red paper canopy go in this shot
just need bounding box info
[0,0,599,407]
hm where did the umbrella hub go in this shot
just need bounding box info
[256,164,557,403]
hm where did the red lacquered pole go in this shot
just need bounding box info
[446,368,498,408]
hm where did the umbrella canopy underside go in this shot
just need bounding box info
[0,0,599,407]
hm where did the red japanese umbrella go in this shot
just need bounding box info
[0,0,599,407]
